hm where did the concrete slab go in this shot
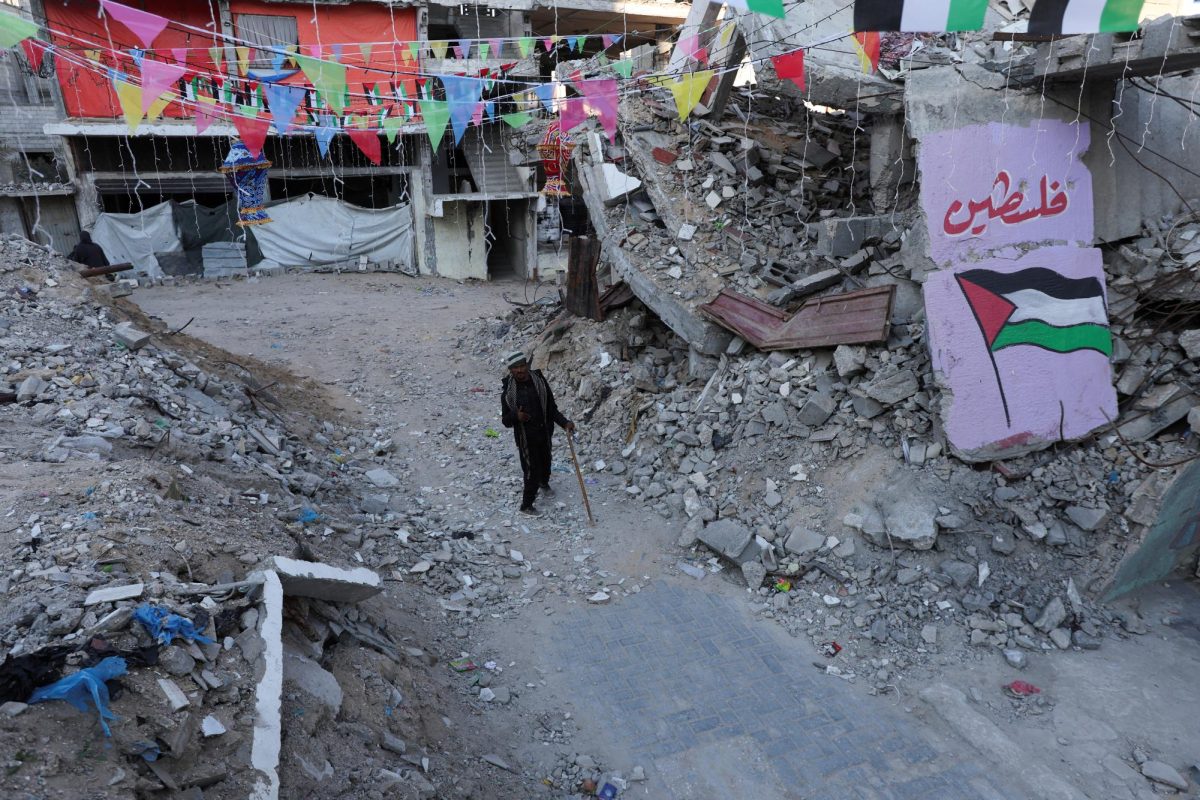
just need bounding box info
[270,556,382,603]
[249,570,283,800]
[84,582,145,606]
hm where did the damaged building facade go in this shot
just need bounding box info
[3,0,687,279]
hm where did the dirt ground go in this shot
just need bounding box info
[134,271,1200,799]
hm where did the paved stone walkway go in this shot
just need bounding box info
[552,581,1019,800]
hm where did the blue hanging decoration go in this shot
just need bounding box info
[218,140,272,227]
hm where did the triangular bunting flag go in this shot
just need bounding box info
[208,46,223,71]
[579,77,618,142]
[852,31,881,74]
[534,82,556,113]
[347,123,381,165]
[566,36,579,52]
[232,112,270,158]
[113,79,145,134]
[559,97,586,133]
[99,0,168,50]
[542,37,556,53]
[314,114,336,158]
[359,42,372,65]
[452,44,464,59]
[501,111,531,129]
[441,74,481,145]
[613,59,633,79]
[265,82,304,134]
[0,9,38,50]
[602,34,615,49]
[420,98,450,152]
[170,47,187,64]
[478,42,490,60]
[381,114,403,144]
[676,35,708,64]
[295,54,348,113]
[650,71,714,121]
[484,100,495,120]
[746,0,786,18]
[574,35,586,52]
[129,48,144,67]
[194,95,219,134]
[407,41,421,62]
[489,39,502,58]
[20,39,50,73]
[146,91,171,120]
[518,37,534,58]
[235,46,250,76]
[771,49,805,91]
[430,40,448,59]
[140,59,185,113]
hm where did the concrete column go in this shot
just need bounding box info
[415,139,439,275]
[217,0,238,79]
[869,115,911,213]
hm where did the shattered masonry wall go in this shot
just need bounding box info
[917,118,1117,461]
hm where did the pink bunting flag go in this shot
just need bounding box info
[470,101,484,128]
[559,97,586,133]
[579,78,619,142]
[140,59,186,113]
[193,97,220,134]
[170,48,187,64]
[488,38,502,58]
[676,35,708,64]
[542,37,555,53]
[232,113,270,158]
[100,0,169,50]
[602,34,615,49]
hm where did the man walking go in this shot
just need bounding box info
[500,351,575,516]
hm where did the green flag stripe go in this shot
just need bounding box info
[991,320,1112,356]
[1100,0,1144,32]
[947,0,989,31]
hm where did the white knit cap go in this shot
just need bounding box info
[504,351,527,368]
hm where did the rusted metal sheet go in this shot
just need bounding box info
[698,285,895,351]
[565,236,602,321]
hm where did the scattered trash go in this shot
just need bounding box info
[297,507,320,524]
[133,605,215,646]
[130,740,162,762]
[598,782,619,799]
[821,641,843,658]
[1004,680,1042,698]
[28,656,127,736]
[774,578,792,592]
[450,658,478,672]
[485,427,500,438]
[0,646,72,704]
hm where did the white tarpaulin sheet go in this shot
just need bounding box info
[91,201,183,278]
[253,194,413,268]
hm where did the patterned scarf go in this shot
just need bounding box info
[504,371,551,467]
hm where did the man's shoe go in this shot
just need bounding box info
[539,483,555,496]
[519,505,541,517]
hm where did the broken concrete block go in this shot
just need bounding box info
[158,678,190,711]
[705,191,722,210]
[365,468,400,488]
[114,322,151,351]
[1179,329,1200,361]
[284,646,343,717]
[813,216,885,258]
[678,223,697,242]
[797,393,836,427]
[708,151,737,175]
[249,570,284,800]
[834,345,866,378]
[270,556,382,603]
[598,163,641,206]
[864,370,919,406]
[784,528,824,555]
[84,582,145,606]
[15,375,44,402]
[879,495,939,550]
[1064,505,1108,532]
[1141,760,1188,791]
[652,147,678,165]
[697,518,753,560]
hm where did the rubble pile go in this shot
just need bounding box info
[597,94,908,301]
[472,206,1200,690]
[0,235,536,799]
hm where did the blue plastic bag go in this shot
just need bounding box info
[28,656,126,736]
[132,604,215,646]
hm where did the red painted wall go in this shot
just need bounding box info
[46,0,418,123]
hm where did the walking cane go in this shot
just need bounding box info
[566,433,595,527]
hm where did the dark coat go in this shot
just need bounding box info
[69,233,109,269]
[500,370,571,439]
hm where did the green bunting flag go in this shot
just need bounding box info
[517,37,534,58]
[501,111,531,129]
[613,59,633,79]
[295,53,348,114]
[381,114,404,144]
[0,8,39,49]
[421,98,450,151]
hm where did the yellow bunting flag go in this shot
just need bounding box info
[236,45,250,75]
[430,40,448,60]
[208,46,223,71]
[113,80,145,134]
[648,71,715,121]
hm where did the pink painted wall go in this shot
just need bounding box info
[919,121,1115,460]
[918,120,1094,266]
[924,247,1117,459]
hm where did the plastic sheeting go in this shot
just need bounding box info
[251,193,413,269]
[90,201,182,278]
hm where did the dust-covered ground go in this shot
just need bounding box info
[132,270,1200,800]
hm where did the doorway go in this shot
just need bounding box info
[485,199,531,279]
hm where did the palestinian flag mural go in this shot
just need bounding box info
[1028,0,1146,34]
[854,0,988,32]
[956,267,1110,425]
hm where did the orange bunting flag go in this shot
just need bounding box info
[852,31,880,74]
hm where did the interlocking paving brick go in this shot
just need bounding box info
[552,581,1022,800]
